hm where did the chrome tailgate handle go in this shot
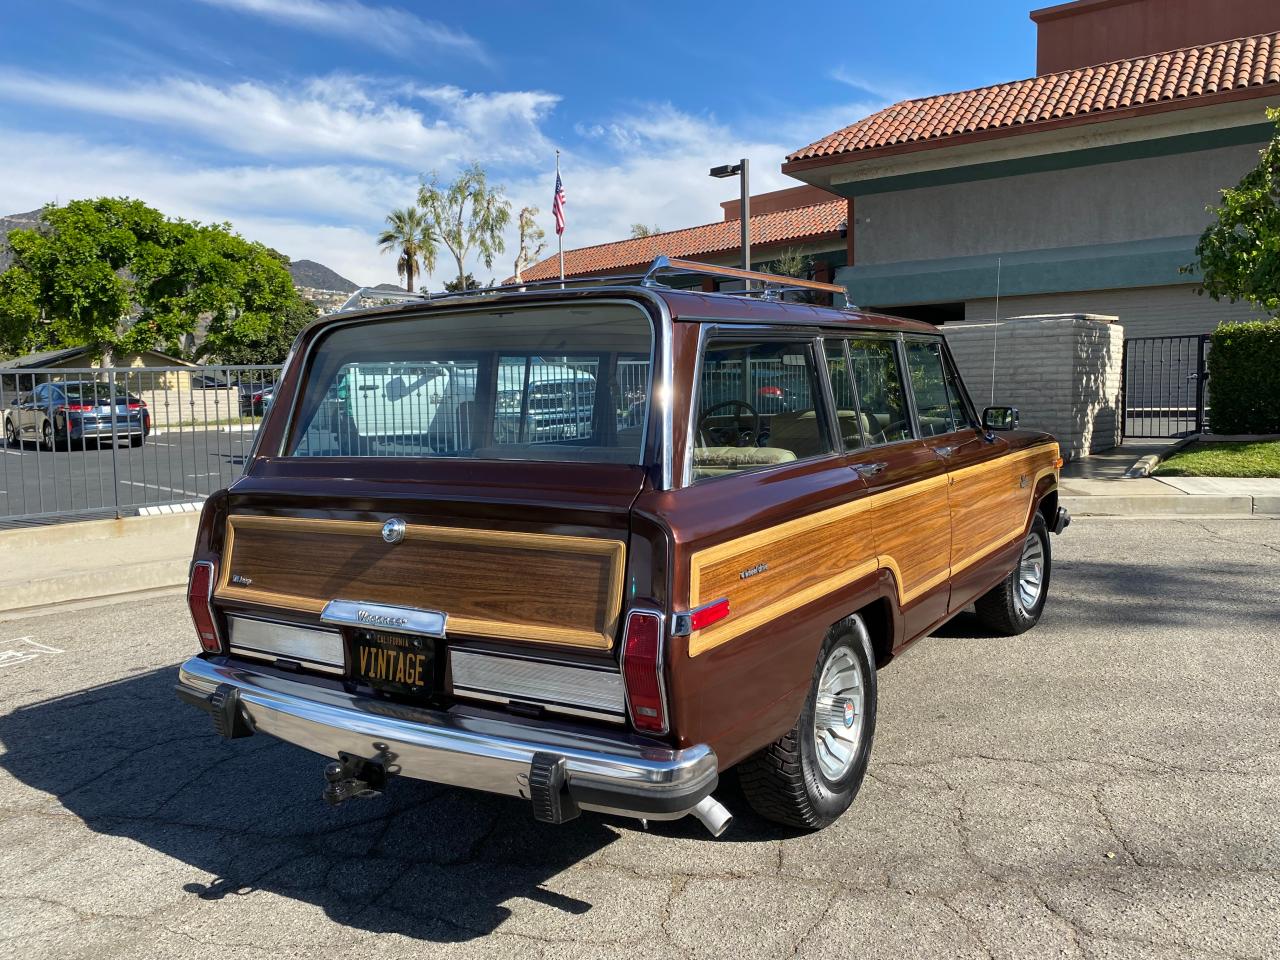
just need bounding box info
[321,600,448,638]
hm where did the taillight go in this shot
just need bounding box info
[621,610,667,734]
[63,403,94,412]
[128,401,145,410]
[757,385,784,398]
[187,561,222,653]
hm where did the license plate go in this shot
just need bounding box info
[352,630,434,695]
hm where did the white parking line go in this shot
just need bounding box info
[186,472,218,479]
[120,479,199,497]
[0,637,64,669]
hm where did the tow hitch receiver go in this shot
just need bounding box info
[322,749,399,806]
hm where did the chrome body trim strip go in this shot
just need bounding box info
[320,599,448,638]
[228,615,345,671]
[177,656,717,812]
[450,649,625,715]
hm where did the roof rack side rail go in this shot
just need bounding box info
[337,287,430,312]
[640,256,847,300]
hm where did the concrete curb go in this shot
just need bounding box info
[1062,493,1278,517]
[0,512,198,614]
[1125,436,1195,478]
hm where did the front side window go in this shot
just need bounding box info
[693,338,831,481]
[904,338,970,437]
[848,338,911,444]
[286,303,653,464]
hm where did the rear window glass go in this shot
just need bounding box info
[285,303,653,464]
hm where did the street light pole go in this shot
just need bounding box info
[710,158,751,289]
[737,157,750,278]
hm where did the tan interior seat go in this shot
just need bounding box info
[692,445,796,478]
[765,411,830,459]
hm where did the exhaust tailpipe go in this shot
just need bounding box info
[689,795,733,837]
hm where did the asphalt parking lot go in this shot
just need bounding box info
[0,428,253,520]
[0,517,1277,959]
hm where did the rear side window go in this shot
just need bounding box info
[285,303,653,464]
[904,338,970,437]
[824,339,864,451]
[848,338,911,444]
[693,339,831,481]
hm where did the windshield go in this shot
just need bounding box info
[286,301,654,464]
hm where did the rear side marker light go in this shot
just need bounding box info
[621,610,667,734]
[671,597,730,637]
[188,561,222,654]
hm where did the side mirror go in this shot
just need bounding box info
[982,405,1019,432]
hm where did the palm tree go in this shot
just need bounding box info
[377,206,436,292]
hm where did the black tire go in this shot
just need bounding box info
[737,616,878,830]
[40,420,55,452]
[3,417,17,448]
[129,431,145,447]
[974,512,1051,636]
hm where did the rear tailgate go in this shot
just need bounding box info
[215,460,643,652]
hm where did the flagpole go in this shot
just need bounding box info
[556,150,565,286]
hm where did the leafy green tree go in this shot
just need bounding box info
[214,295,318,365]
[0,197,311,363]
[418,163,511,291]
[443,272,480,293]
[377,205,435,293]
[0,267,43,358]
[1187,107,1280,316]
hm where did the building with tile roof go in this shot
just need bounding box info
[513,185,851,287]
[783,0,1280,336]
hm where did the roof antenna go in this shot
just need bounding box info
[989,256,1002,406]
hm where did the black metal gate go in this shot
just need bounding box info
[1122,335,1210,438]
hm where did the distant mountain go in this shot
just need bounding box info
[288,259,356,292]
[0,210,43,272]
[371,282,406,291]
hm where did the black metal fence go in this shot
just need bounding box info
[1121,335,1210,438]
[1,365,281,524]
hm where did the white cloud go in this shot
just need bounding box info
[193,0,486,61]
[0,70,557,168]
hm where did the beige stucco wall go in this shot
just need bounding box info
[944,314,1124,460]
[964,284,1266,339]
[854,142,1264,266]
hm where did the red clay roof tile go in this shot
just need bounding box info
[788,31,1280,164]
[512,200,845,283]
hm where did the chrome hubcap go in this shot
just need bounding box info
[812,646,865,782]
[1016,532,1046,613]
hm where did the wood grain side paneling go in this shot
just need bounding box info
[216,515,625,649]
[684,444,1060,658]
[688,499,877,656]
[950,443,1059,575]
[868,474,952,605]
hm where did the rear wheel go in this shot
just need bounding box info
[738,616,877,830]
[40,420,55,452]
[974,513,1051,635]
[3,417,17,448]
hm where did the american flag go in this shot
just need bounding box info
[552,172,566,235]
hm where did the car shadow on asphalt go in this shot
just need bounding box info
[0,664,785,941]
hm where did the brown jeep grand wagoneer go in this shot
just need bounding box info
[177,257,1069,835]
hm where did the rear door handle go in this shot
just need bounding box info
[856,461,887,477]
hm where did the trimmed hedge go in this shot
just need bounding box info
[1208,319,1280,434]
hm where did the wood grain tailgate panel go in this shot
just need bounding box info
[216,515,625,649]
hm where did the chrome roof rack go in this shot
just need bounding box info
[335,257,848,312]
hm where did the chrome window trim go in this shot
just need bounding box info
[273,291,674,490]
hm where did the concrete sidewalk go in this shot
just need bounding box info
[1060,441,1280,516]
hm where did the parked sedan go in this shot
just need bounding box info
[240,385,275,416]
[3,381,150,450]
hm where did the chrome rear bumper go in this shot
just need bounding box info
[176,656,717,822]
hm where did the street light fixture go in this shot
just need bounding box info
[710,158,750,287]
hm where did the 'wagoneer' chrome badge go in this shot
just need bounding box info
[381,518,406,544]
[357,609,409,628]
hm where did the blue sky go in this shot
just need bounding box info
[0,0,1039,285]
